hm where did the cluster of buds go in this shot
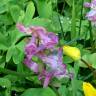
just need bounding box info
[84,0,96,26]
[16,23,72,87]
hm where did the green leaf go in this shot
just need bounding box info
[0,44,8,50]
[10,5,21,23]
[23,1,35,26]
[65,0,73,6]
[0,0,11,7]
[21,87,56,96]
[0,32,9,49]
[77,53,96,68]
[0,78,11,88]
[0,56,6,64]
[58,86,68,96]
[37,0,52,18]
[12,47,24,64]
[6,46,15,62]
[31,17,51,28]
[63,56,73,63]
[0,4,8,14]
[0,14,13,25]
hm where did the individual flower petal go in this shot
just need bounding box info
[25,37,37,59]
[16,23,26,32]
[43,73,52,88]
[24,58,38,73]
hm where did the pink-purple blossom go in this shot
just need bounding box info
[84,0,96,25]
[16,23,71,87]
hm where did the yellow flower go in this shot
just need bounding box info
[83,82,96,96]
[63,45,81,61]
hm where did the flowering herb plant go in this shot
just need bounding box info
[0,0,96,96]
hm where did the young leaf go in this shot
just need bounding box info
[23,1,35,26]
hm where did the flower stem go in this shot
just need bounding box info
[81,58,93,71]
[81,58,96,79]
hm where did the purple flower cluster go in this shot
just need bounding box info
[84,0,96,25]
[16,23,71,87]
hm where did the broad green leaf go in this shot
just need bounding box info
[37,1,52,18]
[23,1,35,26]
[21,87,56,96]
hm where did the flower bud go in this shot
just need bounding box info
[83,82,96,96]
[63,45,81,61]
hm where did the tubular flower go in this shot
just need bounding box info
[83,82,96,96]
[16,23,58,49]
[17,23,72,87]
[39,48,71,87]
[63,45,81,61]
[84,0,96,25]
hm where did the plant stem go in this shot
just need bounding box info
[81,58,94,71]
[56,1,64,40]
[78,0,84,36]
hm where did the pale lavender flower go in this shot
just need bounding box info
[39,48,69,87]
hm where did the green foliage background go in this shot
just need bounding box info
[0,0,96,96]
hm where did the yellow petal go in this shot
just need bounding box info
[63,45,81,61]
[83,82,96,96]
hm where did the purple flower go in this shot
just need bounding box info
[16,23,26,32]
[84,0,96,25]
[16,23,58,48]
[84,2,91,8]
[39,48,69,87]
[16,24,71,87]
[86,10,96,21]
[24,58,39,73]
